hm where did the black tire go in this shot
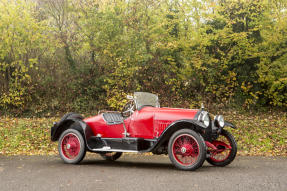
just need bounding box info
[100,152,122,161]
[58,129,86,164]
[206,129,237,167]
[168,129,206,171]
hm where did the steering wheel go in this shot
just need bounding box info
[121,101,135,118]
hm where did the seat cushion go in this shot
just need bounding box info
[102,112,123,125]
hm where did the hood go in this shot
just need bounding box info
[154,107,199,122]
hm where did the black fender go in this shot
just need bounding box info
[148,119,208,153]
[50,113,93,143]
[224,121,236,129]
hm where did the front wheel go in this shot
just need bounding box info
[58,129,86,164]
[206,129,237,167]
[168,129,206,171]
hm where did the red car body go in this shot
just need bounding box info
[51,92,237,171]
[84,107,198,139]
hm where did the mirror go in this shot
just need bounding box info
[126,95,134,100]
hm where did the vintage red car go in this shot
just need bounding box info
[51,92,237,170]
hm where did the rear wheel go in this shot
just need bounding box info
[206,129,237,166]
[58,129,86,164]
[168,129,206,171]
[100,152,122,161]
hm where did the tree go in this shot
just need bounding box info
[0,0,51,110]
[257,0,287,107]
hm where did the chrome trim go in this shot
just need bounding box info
[92,148,139,153]
[215,115,225,128]
[198,111,210,127]
[122,120,129,137]
[201,103,204,110]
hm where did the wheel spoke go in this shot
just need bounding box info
[172,134,200,166]
[175,141,181,148]
[209,133,232,162]
[175,148,181,154]
[61,133,81,159]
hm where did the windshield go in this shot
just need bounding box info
[134,92,160,110]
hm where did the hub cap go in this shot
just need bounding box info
[172,134,200,166]
[61,133,81,160]
[181,147,186,153]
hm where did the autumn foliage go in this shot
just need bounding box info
[0,0,286,115]
[0,0,287,156]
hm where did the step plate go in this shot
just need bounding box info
[92,148,139,153]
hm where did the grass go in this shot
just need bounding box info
[221,110,287,156]
[0,110,286,156]
[0,117,58,155]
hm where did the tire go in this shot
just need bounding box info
[100,152,122,161]
[58,129,86,164]
[206,129,237,167]
[168,129,206,171]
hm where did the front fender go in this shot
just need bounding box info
[148,119,208,152]
[224,121,236,129]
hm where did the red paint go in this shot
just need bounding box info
[84,114,131,138]
[84,107,199,139]
[154,107,198,137]
[205,141,218,150]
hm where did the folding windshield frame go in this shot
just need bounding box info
[133,92,160,110]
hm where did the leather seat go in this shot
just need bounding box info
[102,112,123,125]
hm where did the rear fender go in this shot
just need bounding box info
[51,113,93,143]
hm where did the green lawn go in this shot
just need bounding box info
[0,117,57,155]
[0,111,286,156]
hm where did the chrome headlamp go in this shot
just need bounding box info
[215,115,224,128]
[198,111,210,127]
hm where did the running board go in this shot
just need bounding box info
[92,147,139,153]
[87,137,156,152]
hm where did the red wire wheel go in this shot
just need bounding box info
[207,129,237,167]
[61,133,81,159]
[168,129,206,171]
[58,129,86,164]
[172,134,199,165]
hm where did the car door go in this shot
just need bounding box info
[128,107,157,139]
[103,119,131,138]
[96,113,132,138]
